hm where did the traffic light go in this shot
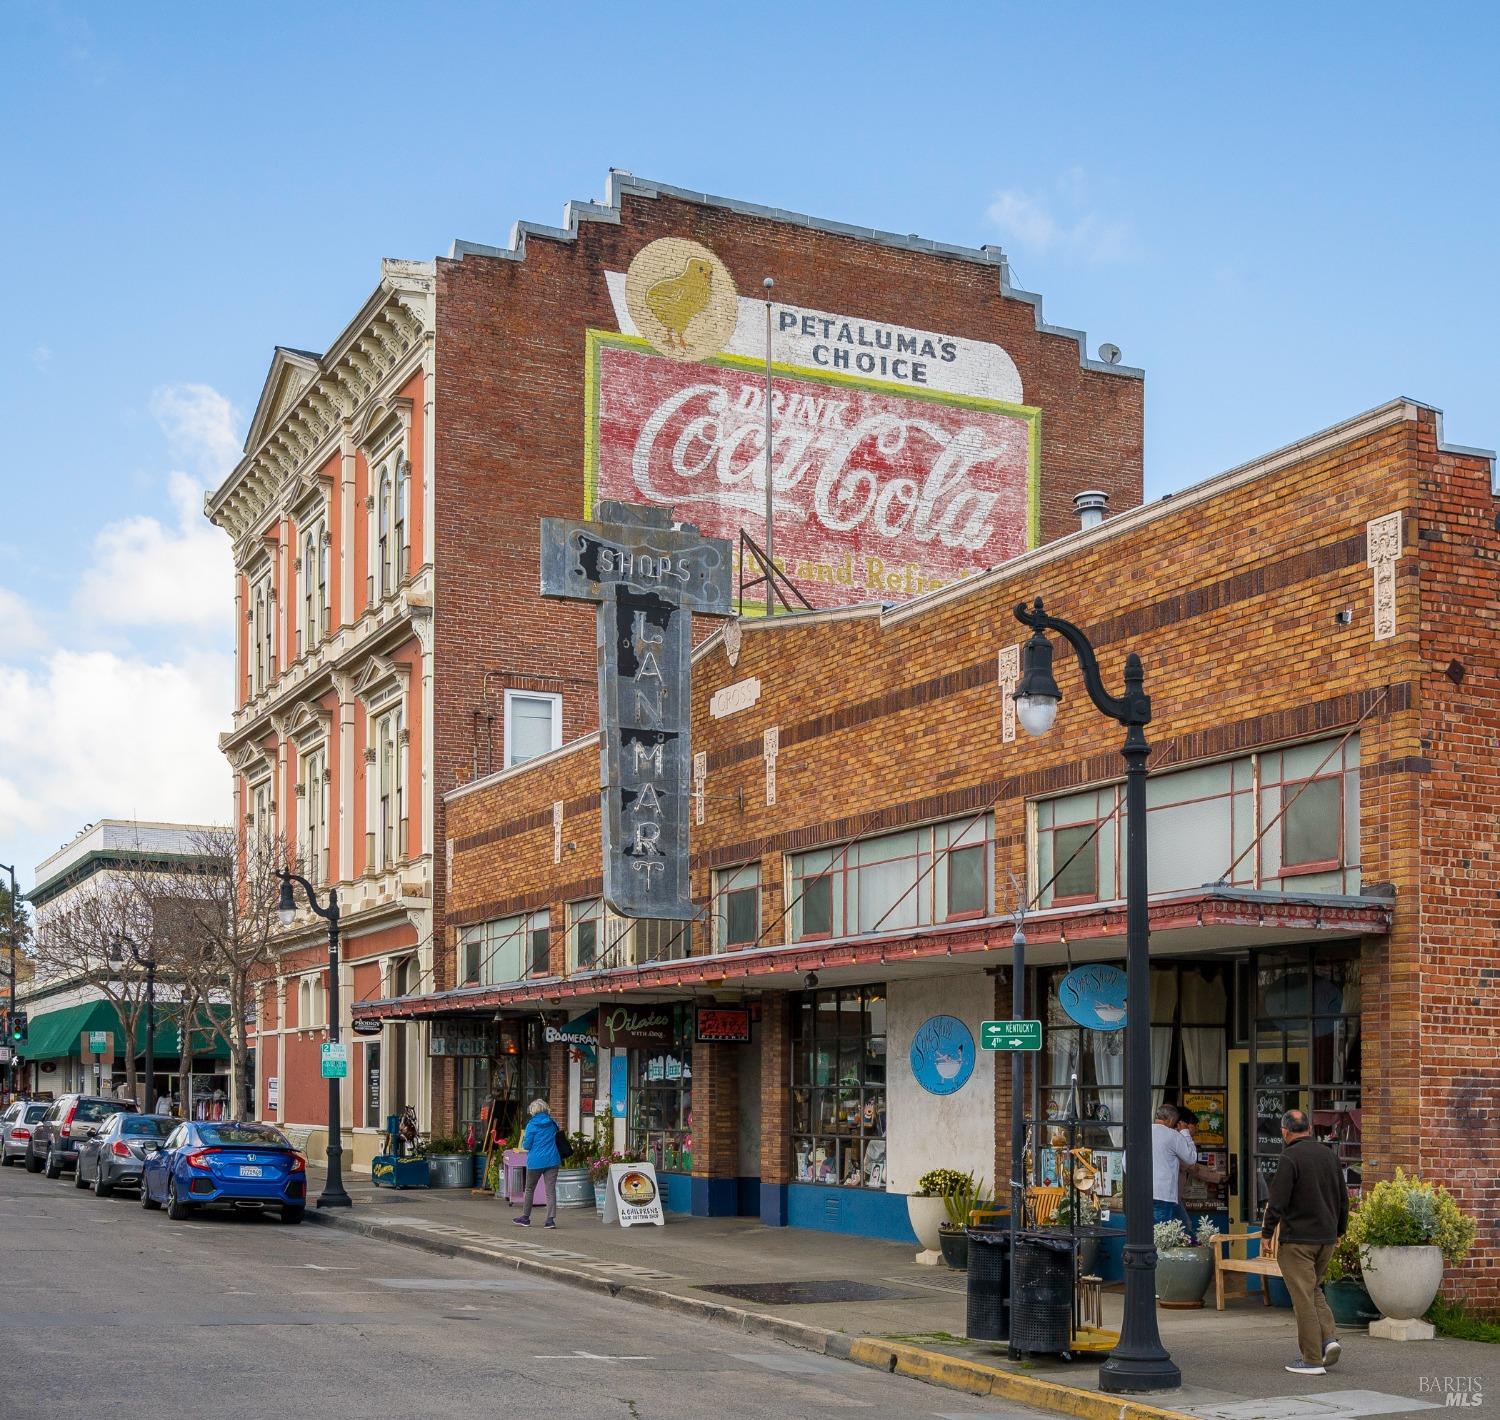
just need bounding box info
[9,1011,25,1045]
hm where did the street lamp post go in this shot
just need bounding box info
[276,870,351,1209]
[1,862,17,1099]
[110,936,156,1110]
[1012,595,1180,1394]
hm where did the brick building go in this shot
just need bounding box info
[207,173,1144,1163]
[368,398,1499,1306]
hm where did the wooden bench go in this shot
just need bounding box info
[1206,1227,1282,1311]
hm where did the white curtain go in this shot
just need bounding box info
[1091,1031,1125,1146]
[1150,1027,1173,1113]
[1183,1028,1225,1092]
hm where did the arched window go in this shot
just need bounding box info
[377,467,393,600]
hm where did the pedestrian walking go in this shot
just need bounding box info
[513,1098,562,1229]
[1151,1103,1197,1236]
[1262,1108,1349,1376]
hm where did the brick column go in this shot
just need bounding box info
[690,1036,739,1216]
[758,993,792,1225]
[547,1038,569,1124]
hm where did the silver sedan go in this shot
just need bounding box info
[75,1113,180,1196]
[0,1101,47,1166]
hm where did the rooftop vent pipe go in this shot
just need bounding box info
[1073,489,1110,531]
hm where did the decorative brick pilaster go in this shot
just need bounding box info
[759,994,792,1225]
[690,1036,740,1215]
[547,1038,569,1123]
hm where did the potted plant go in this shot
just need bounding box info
[937,1172,988,1270]
[910,1168,967,1259]
[426,1133,473,1188]
[556,1130,596,1209]
[1352,1169,1476,1323]
[1154,1216,1213,1308]
[1324,1232,1380,1327]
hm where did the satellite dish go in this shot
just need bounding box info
[1099,343,1122,365]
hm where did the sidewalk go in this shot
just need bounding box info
[305,1168,1496,1418]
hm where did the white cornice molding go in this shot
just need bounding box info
[207,261,434,550]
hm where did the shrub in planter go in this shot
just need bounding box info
[1154,1217,1213,1308]
[1350,1169,1477,1322]
[1323,1233,1380,1326]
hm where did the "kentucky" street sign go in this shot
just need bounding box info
[980,1019,1043,1051]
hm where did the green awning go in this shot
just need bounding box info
[18,1000,232,1062]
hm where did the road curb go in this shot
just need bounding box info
[305,1210,1195,1419]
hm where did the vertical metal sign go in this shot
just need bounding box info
[540,502,733,919]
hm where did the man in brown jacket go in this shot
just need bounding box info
[1262,1108,1350,1375]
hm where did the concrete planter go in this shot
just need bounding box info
[1155,1246,1213,1308]
[907,1195,947,1256]
[1363,1244,1443,1321]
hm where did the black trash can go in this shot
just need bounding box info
[1010,1233,1076,1355]
[965,1229,1011,1341]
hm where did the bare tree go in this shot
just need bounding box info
[161,825,289,1118]
[32,873,163,1101]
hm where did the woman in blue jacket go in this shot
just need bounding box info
[514,1098,563,1228]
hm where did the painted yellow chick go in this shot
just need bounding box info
[645,258,714,350]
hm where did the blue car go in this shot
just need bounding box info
[141,1121,307,1224]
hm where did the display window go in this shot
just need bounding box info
[629,1002,693,1171]
[790,985,887,1189]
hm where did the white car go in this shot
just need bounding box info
[0,1100,48,1166]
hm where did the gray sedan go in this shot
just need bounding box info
[75,1113,180,1196]
[0,1101,47,1166]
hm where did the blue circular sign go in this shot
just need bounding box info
[1057,964,1128,1031]
[909,1014,975,1096]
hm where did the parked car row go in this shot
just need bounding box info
[0,1094,308,1223]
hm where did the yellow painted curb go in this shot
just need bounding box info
[845,1340,1197,1420]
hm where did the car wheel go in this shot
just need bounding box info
[141,1179,161,1210]
[1,1150,12,1167]
[44,1149,62,1180]
[24,1145,42,1174]
[73,1161,89,1189]
[93,1167,113,1198]
[280,1206,305,1225]
[166,1178,193,1221]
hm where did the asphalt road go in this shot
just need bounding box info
[0,1164,1038,1420]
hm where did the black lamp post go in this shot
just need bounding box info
[1,861,17,1099]
[110,934,156,1111]
[1013,595,1180,1394]
[277,870,351,1209]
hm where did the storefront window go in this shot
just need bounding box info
[1040,962,1229,1206]
[1035,736,1361,906]
[789,816,993,941]
[459,1056,493,1141]
[790,986,887,1189]
[630,1003,692,1171]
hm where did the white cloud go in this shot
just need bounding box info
[0,588,46,653]
[0,649,232,867]
[986,175,1136,264]
[74,384,239,633]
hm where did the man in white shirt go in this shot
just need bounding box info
[1151,1102,1198,1237]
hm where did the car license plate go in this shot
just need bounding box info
[239,1165,264,1178]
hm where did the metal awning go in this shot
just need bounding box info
[353,886,1392,1021]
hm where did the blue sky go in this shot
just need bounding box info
[2,1,1497,887]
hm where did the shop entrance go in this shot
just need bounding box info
[1228,945,1362,1227]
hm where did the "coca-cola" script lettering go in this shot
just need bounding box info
[590,337,1035,609]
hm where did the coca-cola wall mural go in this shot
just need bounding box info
[586,238,1041,612]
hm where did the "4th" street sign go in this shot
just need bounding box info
[980,1019,1043,1051]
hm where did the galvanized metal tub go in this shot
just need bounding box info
[427,1153,473,1189]
[555,1166,592,1209]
